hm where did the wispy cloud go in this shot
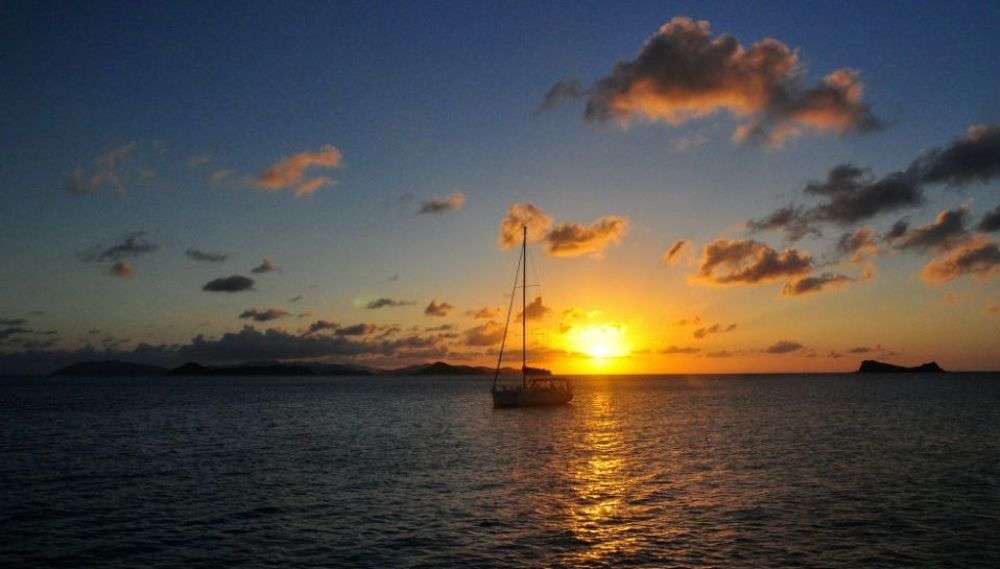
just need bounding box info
[238,308,289,322]
[418,192,466,214]
[251,258,278,274]
[186,248,229,263]
[66,143,138,195]
[365,298,414,310]
[256,144,342,197]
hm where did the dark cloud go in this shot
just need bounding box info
[304,320,338,335]
[662,345,700,355]
[883,218,910,242]
[186,248,229,263]
[827,351,843,359]
[0,318,28,326]
[848,346,871,354]
[910,125,1000,187]
[109,261,133,278]
[255,145,342,197]
[662,239,692,265]
[203,275,255,292]
[418,192,465,214]
[467,307,501,320]
[893,207,970,253]
[425,324,454,332]
[765,340,803,354]
[747,206,820,241]
[695,239,812,285]
[463,321,505,347]
[81,231,159,263]
[365,298,413,310]
[921,237,1000,283]
[539,80,583,112]
[335,323,377,336]
[424,300,454,317]
[238,308,289,322]
[978,204,1000,233]
[289,295,303,303]
[0,327,31,340]
[518,297,550,321]
[692,323,737,339]
[250,258,278,274]
[835,227,879,263]
[781,273,854,296]
[564,17,878,146]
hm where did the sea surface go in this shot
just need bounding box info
[2,373,999,568]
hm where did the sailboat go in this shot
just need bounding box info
[491,226,573,408]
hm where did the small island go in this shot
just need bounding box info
[856,360,946,374]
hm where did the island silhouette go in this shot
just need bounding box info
[49,360,552,378]
[856,360,946,373]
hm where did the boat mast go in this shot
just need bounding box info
[522,225,527,389]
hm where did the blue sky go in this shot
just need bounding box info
[1,1,998,373]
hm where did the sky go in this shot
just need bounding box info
[1,1,998,374]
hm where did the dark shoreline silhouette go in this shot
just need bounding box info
[48,359,552,378]
[856,359,946,373]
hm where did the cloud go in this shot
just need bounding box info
[418,192,466,214]
[425,324,454,332]
[66,143,138,195]
[0,318,28,326]
[256,144,342,196]
[893,207,970,253]
[238,308,289,322]
[424,300,454,317]
[662,345,700,355]
[747,206,820,241]
[81,231,159,263]
[835,228,879,263]
[781,273,854,296]
[203,275,255,292]
[921,236,1000,283]
[749,165,924,241]
[0,327,32,340]
[539,80,583,111]
[883,219,910,243]
[910,125,1000,186]
[765,340,803,354]
[695,239,811,285]
[662,239,692,266]
[977,204,1000,233]
[365,298,413,310]
[335,323,377,336]
[498,203,554,249]
[304,320,338,335]
[463,321,505,347]
[705,350,734,358]
[109,261,133,278]
[467,307,501,319]
[692,322,737,339]
[251,258,278,274]
[545,216,630,258]
[186,248,229,263]
[289,295,303,303]
[847,346,871,354]
[562,17,879,146]
[518,297,551,321]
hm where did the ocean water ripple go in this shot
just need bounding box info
[2,374,999,567]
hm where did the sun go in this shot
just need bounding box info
[570,324,629,359]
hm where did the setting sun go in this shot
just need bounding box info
[569,324,630,359]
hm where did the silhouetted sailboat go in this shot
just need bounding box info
[492,226,573,408]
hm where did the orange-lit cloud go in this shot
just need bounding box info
[562,17,879,146]
[256,144,342,196]
[498,203,629,258]
[517,297,550,321]
[463,321,504,346]
[110,261,133,278]
[921,236,1000,283]
[835,228,879,263]
[424,300,454,317]
[781,273,854,296]
[694,239,812,285]
[662,239,692,266]
[467,307,501,319]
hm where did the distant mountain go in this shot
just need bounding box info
[857,360,946,373]
[167,362,316,376]
[309,363,376,376]
[388,361,552,376]
[50,360,167,377]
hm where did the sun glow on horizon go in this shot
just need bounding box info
[568,323,630,360]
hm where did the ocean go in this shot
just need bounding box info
[2,373,998,568]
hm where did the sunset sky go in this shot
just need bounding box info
[1,2,998,374]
